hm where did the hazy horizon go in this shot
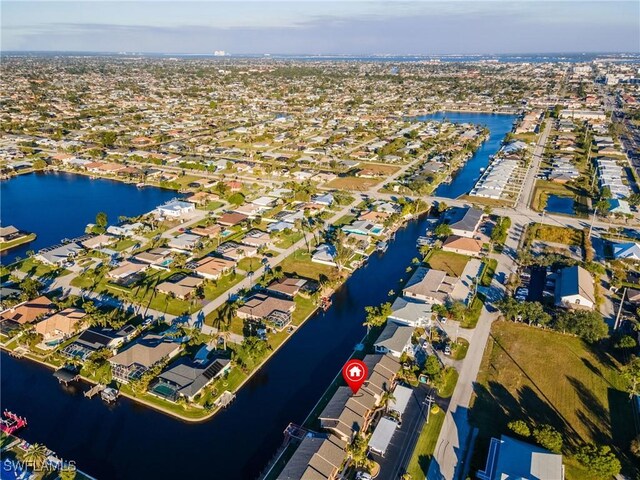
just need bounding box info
[3,1,639,55]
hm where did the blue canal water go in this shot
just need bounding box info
[544,194,575,215]
[410,111,517,198]
[0,172,178,264]
[1,208,432,479]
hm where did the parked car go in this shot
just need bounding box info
[444,345,452,356]
[355,472,372,480]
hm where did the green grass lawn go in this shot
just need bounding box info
[112,238,137,251]
[280,249,337,281]
[460,297,483,329]
[292,295,317,325]
[274,231,304,249]
[437,367,459,398]
[425,250,469,277]
[333,214,357,227]
[480,258,498,287]
[406,408,446,479]
[470,321,636,480]
[451,338,469,360]
[237,256,260,273]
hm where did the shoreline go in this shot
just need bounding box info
[0,233,37,253]
[1,215,414,424]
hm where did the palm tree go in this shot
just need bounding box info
[23,443,48,470]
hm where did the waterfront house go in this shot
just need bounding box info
[236,294,295,321]
[361,354,400,401]
[62,326,134,361]
[0,225,22,242]
[402,267,456,304]
[81,234,115,250]
[277,434,346,480]
[265,277,308,299]
[450,259,483,305]
[109,334,181,384]
[388,297,432,327]
[193,256,235,280]
[373,322,414,358]
[155,200,195,218]
[555,265,595,310]
[107,222,144,237]
[34,308,86,346]
[342,220,384,237]
[444,207,484,238]
[442,235,484,257]
[477,435,564,480]
[36,242,83,266]
[156,274,204,300]
[0,296,55,326]
[312,244,337,267]
[151,357,231,402]
[318,386,377,441]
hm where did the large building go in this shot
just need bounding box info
[555,265,595,310]
[478,435,564,480]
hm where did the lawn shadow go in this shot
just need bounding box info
[566,376,610,444]
[608,387,640,479]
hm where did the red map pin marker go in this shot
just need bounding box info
[342,359,368,394]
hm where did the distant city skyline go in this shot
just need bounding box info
[2,1,639,55]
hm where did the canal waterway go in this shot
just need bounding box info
[411,111,517,198]
[1,209,433,479]
[0,172,179,263]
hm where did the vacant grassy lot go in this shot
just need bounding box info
[425,249,469,277]
[326,176,382,190]
[529,223,584,247]
[280,249,337,281]
[470,321,636,479]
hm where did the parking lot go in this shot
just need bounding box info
[514,266,555,303]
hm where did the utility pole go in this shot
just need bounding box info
[424,393,435,425]
[614,287,627,331]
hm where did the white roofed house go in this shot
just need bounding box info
[444,207,484,238]
[35,242,83,266]
[167,233,201,252]
[613,242,640,261]
[155,200,195,218]
[388,297,432,327]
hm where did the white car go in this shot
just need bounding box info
[355,472,373,480]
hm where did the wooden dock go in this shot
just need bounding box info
[84,384,106,398]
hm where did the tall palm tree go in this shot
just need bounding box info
[23,443,48,470]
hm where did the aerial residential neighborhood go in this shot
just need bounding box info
[1,2,639,480]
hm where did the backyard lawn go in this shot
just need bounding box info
[425,250,469,277]
[470,321,636,480]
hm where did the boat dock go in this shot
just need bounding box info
[53,367,79,385]
[216,391,236,409]
[84,384,106,398]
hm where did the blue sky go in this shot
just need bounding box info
[2,1,639,54]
